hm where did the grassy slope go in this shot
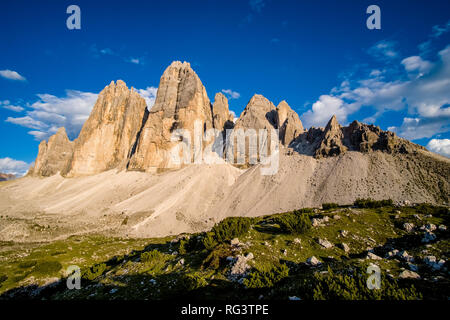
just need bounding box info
[0,203,448,300]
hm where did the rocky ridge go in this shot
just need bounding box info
[28,61,445,179]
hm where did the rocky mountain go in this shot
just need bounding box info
[0,173,15,181]
[64,80,147,176]
[128,61,214,170]
[6,60,446,240]
[28,127,73,177]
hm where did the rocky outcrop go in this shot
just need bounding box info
[314,115,348,158]
[234,94,277,131]
[292,115,425,159]
[212,92,234,131]
[64,80,147,176]
[29,127,74,177]
[128,61,214,170]
[276,100,304,146]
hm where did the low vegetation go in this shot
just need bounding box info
[0,202,448,300]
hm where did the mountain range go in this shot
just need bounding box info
[1,61,448,240]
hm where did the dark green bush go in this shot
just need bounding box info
[354,198,393,208]
[182,273,208,291]
[82,263,107,281]
[273,211,311,234]
[243,264,289,288]
[201,244,233,270]
[33,261,62,275]
[202,232,218,250]
[322,203,339,210]
[211,217,253,243]
[311,266,422,300]
[0,274,7,285]
[140,250,169,274]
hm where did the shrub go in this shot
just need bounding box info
[273,211,311,234]
[354,198,393,208]
[180,234,205,253]
[202,232,218,251]
[311,266,422,300]
[140,250,169,274]
[182,273,208,291]
[201,244,233,270]
[243,264,289,289]
[0,274,7,285]
[18,260,37,269]
[33,261,62,275]
[211,217,252,243]
[82,263,107,281]
[322,203,339,210]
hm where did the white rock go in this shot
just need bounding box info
[306,256,322,266]
[438,225,447,231]
[422,231,436,243]
[403,223,414,232]
[366,252,382,260]
[318,238,334,249]
[289,296,301,300]
[399,270,420,279]
[293,238,301,244]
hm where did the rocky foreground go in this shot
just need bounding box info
[0,201,448,300]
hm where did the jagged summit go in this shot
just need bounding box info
[28,61,446,179]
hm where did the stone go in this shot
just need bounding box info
[399,270,420,279]
[30,127,73,177]
[403,223,414,232]
[438,225,447,231]
[422,231,436,243]
[333,215,341,220]
[340,243,350,253]
[230,254,253,280]
[293,238,301,244]
[318,238,334,249]
[366,252,382,260]
[65,80,147,176]
[306,256,322,266]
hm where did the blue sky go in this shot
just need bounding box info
[1,0,450,174]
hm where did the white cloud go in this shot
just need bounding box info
[221,89,240,100]
[6,90,98,140]
[129,58,140,64]
[6,84,157,140]
[0,157,30,176]
[0,69,26,81]
[137,87,158,110]
[303,44,450,137]
[401,56,433,75]
[426,138,450,158]
[302,95,349,127]
[0,100,24,112]
[368,40,399,60]
[389,117,450,140]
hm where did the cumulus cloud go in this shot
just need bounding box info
[302,95,350,127]
[6,90,98,141]
[221,89,240,100]
[0,157,30,176]
[426,138,450,157]
[6,84,157,141]
[401,56,432,75]
[302,42,450,138]
[137,86,158,110]
[0,69,26,81]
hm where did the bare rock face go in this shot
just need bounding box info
[64,80,147,176]
[212,92,234,131]
[276,100,304,146]
[128,61,213,170]
[30,127,74,177]
[292,115,425,159]
[315,115,348,158]
[234,94,277,130]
